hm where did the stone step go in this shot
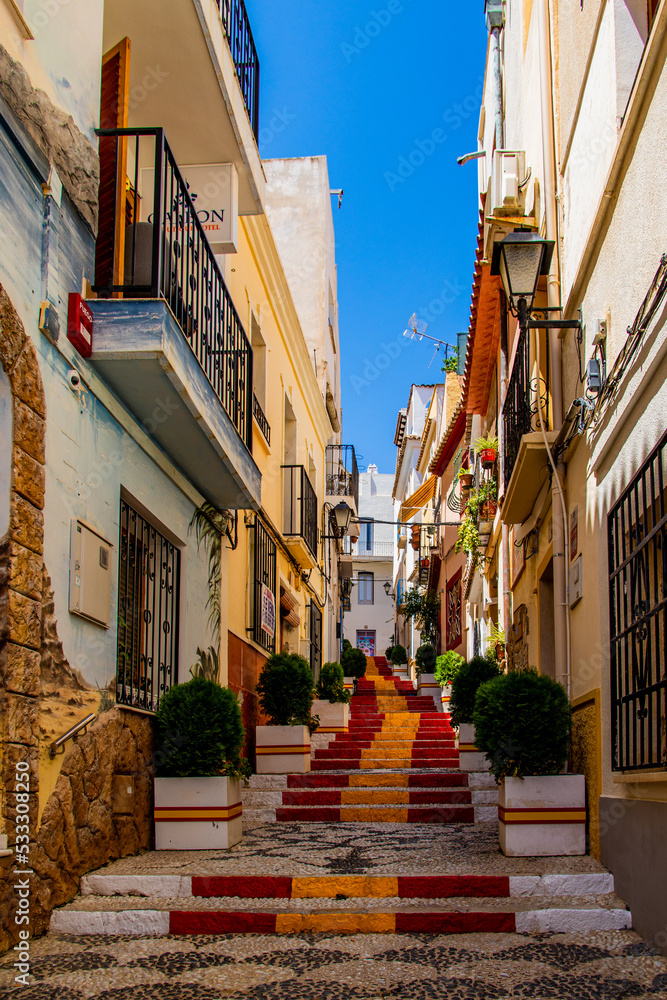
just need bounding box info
[280,789,472,806]
[310,758,459,770]
[273,804,475,823]
[281,772,470,789]
[51,889,632,937]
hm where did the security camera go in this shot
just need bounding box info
[67,369,81,390]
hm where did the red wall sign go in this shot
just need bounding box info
[67,294,93,358]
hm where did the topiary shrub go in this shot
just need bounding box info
[391,643,407,666]
[435,650,465,688]
[449,656,500,728]
[385,645,395,662]
[473,669,572,780]
[316,662,350,704]
[256,652,315,727]
[341,644,367,679]
[415,643,436,675]
[155,676,245,778]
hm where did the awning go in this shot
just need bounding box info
[399,475,437,522]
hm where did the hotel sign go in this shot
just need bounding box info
[141,162,238,254]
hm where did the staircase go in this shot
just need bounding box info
[244,655,478,825]
[47,657,632,940]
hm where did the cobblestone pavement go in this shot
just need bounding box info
[87,823,608,878]
[1,929,667,998]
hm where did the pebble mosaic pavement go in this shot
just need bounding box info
[1,929,667,998]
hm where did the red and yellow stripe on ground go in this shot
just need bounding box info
[168,909,516,935]
[189,875,510,898]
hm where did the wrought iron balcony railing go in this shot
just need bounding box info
[94,128,253,452]
[326,444,359,509]
[253,394,270,444]
[502,327,551,487]
[342,539,394,559]
[216,0,260,137]
[282,465,318,558]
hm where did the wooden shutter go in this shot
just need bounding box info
[95,38,131,292]
[648,0,659,29]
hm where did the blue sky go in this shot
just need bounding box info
[244,0,488,473]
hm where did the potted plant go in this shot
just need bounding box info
[256,652,315,774]
[473,669,584,856]
[457,466,474,491]
[153,676,247,850]
[385,645,395,663]
[435,650,464,713]
[341,643,367,684]
[474,435,499,469]
[450,656,500,771]
[415,643,439,707]
[389,642,408,678]
[486,621,506,664]
[313,661,351,733]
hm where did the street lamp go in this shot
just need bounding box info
[383,581,391,596]
[491,230,554,324]
[333,502,352,534]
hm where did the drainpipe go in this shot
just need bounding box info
[485,1,505,151]
[537,0,571,696]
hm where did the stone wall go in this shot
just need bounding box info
[0,45,99,232]
[0,708,154,951]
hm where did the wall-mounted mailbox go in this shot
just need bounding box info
[69,519,112,627]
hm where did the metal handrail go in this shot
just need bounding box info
[216,0,260,137]
[49,713,96,759]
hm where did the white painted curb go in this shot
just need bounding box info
[509,873,615,897]
[50,909,169,935]
[81,875,192,897]
[515,908,631,933]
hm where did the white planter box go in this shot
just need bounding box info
[499,775,586,857]
[457,723,489,772]
[441,684,452,713]
[154,776,242,851]
[312,700,349,733]
[256,724,311,774]
[417,674,441,710]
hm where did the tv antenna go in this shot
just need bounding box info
[402,314,457,368]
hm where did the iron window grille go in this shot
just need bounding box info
[446,571,462,651]
[94,128,253,452]
[282,464,318,558]
[309,600,323,682]
[250,515,277,654]
[116,499,180,713]
[609,429,667,771]
[502,326,551,488]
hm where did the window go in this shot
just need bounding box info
[446,570,462,650]
[116,499,180,712]
[309,600,322,682]
[608,430,667,771]
[358,572,374,605]
[361,520,374,553]
[250,515,276,654]
[251,313,267,410]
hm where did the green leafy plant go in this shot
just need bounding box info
[390,643,407,666]
[473,669,572,780]
[434,651,464,687]
[341,644,367,679]
[189,503,231,651]
[385,645,395,661]
[456,479,498,558]
[189,645,219,683]
[473,435,499,453]
[256,652,315,727]
[486,622,506,649]
[449,656,500,727]
[155,676,245,778]
[316,662,351,704]
[415,643,436,675]
[399,586,440,645]
[441,348,458,373]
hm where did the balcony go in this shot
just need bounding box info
[282,465,318,568]
[342,539,394,560]
[253,394,270,445]
[102,0,263,213]
[501,327,557,525]
[325,444,359,514]
[89,128,260,511]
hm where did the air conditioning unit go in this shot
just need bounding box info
[490,150,526,217]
